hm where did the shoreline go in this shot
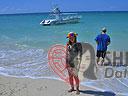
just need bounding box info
[0,74,100,96]
[0,74,121,96]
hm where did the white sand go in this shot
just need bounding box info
[0,75,96,96]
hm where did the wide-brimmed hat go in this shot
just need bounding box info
[67,32,78,38]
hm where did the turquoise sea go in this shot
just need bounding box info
[0,12,128,51]
[0,12,128,95]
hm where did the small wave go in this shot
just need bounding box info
[0,70,59,80]
[0,35,12,41]
[0,52,6,59]
[0,48,56,78]
[81,76,128,95]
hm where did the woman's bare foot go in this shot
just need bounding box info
[68,88,75,92]
[76,89,80,95]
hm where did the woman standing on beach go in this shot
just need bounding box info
[66,32,80,95]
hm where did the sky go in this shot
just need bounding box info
[0,0,128,14]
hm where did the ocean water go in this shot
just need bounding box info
[0,12,128,95]
[0,12,128,51]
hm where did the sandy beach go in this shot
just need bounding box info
[0,75,106,96]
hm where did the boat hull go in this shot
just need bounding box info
[40,17,80,26]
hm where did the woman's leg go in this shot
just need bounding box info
[68,68,74,92]
[74,75,80,94]
[68,75,74,92]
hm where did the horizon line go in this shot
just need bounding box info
[0,10,128,15]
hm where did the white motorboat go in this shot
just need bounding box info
[40,7,81,26]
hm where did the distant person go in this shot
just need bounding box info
[95,27,111,65]
[66,32,81,95]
